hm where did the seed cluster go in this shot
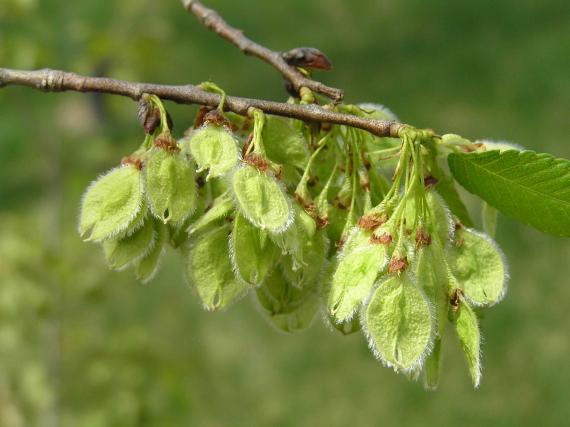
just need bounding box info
[79,96,508,389]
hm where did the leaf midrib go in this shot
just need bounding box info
[459,154,570,208]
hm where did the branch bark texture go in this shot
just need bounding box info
[0,67,403,137]
[181,0,344,102]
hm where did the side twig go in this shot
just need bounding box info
[181,0,344,102]
[0,67,403,137]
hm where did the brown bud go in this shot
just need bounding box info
[370,232,392,245]
[424,175,438,188]
[358,213,387,231]
[193,105,211,129]
[202,109,231,128]
[144,108,161,135]
[121,155,143,170]
[388,256,408,274]
[316,215,329,230]
[244,153,269,172]
[137,99,173,134]
[154,133,179,153]
[282,47,333,71]
[241,133,254,158]
[450,288,464,313]
[415,228,432,248]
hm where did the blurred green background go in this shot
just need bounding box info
[1,0,570,426]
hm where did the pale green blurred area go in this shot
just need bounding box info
[1,0,570,426]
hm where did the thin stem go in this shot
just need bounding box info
[249,108,266,156]
[0,67,403,138]
[181,0,343,101]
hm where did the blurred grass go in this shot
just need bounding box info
[1,0,570,426]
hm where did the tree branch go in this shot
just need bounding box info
[181,0,344,102]
[0,67,403,137]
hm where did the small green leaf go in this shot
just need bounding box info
[169,192,208,249]
[423,337,442,391]
[447,228,508,307]
[113,200,147,240]
[188,191,234,235]
[368,167,391,205]
[329,229,386,322]
[269,204,316,267]
[262,116,309,169]
[230,213,280,286]
[416,245,449,337]
[135,219,168,283]
[256,267,319,333]
[325,205,348,245]
[145,149,197,224]
[404,191,452,246]
[103,218,154,270]
[365,273,433,372]
[426,192,453,245]
[185,224,248,310]
[453,299,481,388]
[231,164,292,233]
[434,176,474,228]
[448,150,570,236]
[281,230,329,289]
[185,124,239,179]
[79,165,144,242]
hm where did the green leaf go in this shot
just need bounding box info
[325,205,348,245]
[255,267,320,333]
[262,116,309,169]
[448,150,570,236]
[416,245,449,337]
[135,219,168,283]
[434,176,475,228]
[269,204,316,267]
[281,230,329,289]
[365,273,433,372]
[230,213,280,286]
[188,191,234,235]
[185,224,248,310]
[168,192,208,249]
[453,299,481,388]
[184,124,239,179]
[447,228,508,307]
[423,337,442,391]
[404,191,452,246]
[103,218,154,270]
[79,165,143,242]
[145,149,197,224]
[231,164,293,233]
[426,191,453,246]
[328,229,386,322]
